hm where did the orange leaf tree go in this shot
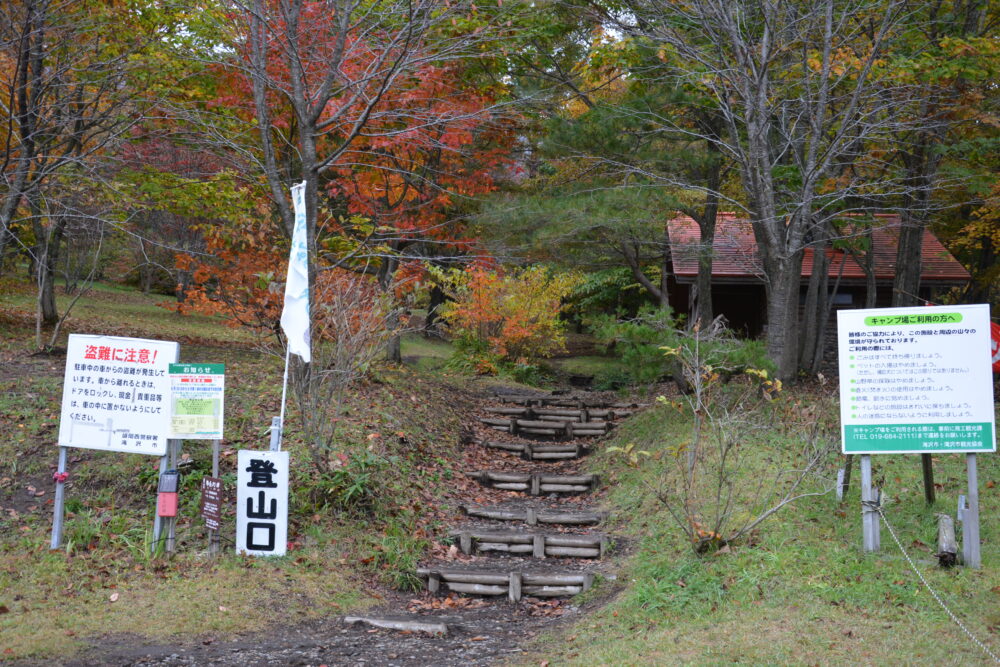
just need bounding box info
[437,265,580,371]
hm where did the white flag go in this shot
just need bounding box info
[280,181,311,363]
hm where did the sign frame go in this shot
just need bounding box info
[235,450,289,557]
[837,304,996,455]
[169,363,226,440]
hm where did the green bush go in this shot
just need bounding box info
[590,307,775,388]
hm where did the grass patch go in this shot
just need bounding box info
[523,388,1000,665]
[0,545,369,661]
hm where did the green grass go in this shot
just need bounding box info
[546,354,623,378]
[1,278,254,348]
[522,386,1000,665]
[400,332,453,372]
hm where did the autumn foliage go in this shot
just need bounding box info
[437,265,580,371]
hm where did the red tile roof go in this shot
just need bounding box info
[668,213,970,284]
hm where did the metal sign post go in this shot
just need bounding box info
[49,447,69,550]
[964,454,981,568]
[860,455,880,552]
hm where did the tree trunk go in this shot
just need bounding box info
[800,235,830,369]
[763,252,805,381]
[33,206,66,327]
[892,211,926,307]
[424,284,447,337]
[620,240,668,309]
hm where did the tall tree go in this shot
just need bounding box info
[0,0,191,337]
[888,1,999,306]
[598,0,915,379]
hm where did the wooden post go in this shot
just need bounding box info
[963,453,981,568]
[428,571,441,595]
[508,572,522,602]
[921,453,936,504]
[209,439,220,557]
[165,439,180,555]
[151,449,169,555]
[533,534,546,559]
[837,454,853,502]
[860,455,879,553]
[49,446,68,550]
[935,514,957,567]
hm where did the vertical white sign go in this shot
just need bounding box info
[58,334,179,456]
[236,450,289,557]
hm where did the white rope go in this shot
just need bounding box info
[871,502,1000,664]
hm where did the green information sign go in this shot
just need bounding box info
[837,305,996,455]
[169,364,225,439]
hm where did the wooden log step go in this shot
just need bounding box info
[528,444,583,453]
[445,583,507,596]
[532,452,578,460]
[517,419,576,429]
[416,568,508,584]
[451,530,608,559]
[546,534,605,548]
[460,504,605,526]
[535,511,604,525]
[523,572,594,586]
[539,484,590,493]
[539,474,596,485]
[466,472,598,495]
[569,429,607,437]
[344,616,448,635]
[417,568,595,600]
[466,471,531,483]
[546,546,600,558]
[478,542,535,554]
[484,407,530,416]
[519,427,561,436]
[480,440,526,453]
[522,585,583,596]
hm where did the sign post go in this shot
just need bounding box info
[168,363,226,555]
[837,305,996,563]
[52,334,179,550]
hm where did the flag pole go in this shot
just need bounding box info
[275,180,311,451]
[271,346,291,452]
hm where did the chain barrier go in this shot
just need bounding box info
[862,499,1000,664]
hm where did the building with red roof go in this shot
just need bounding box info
[667,213,971,336]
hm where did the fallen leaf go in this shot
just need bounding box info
[109,593,119,602]
[0,606,8,614]
[218,606,228,612]
[471,636,486,641]
[987,481,995,489]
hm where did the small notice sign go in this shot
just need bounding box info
[201,477,223,531]
[235,450,288,557]
[57,334,179,456]
[169,364,225,439]
[837,304,996,454]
